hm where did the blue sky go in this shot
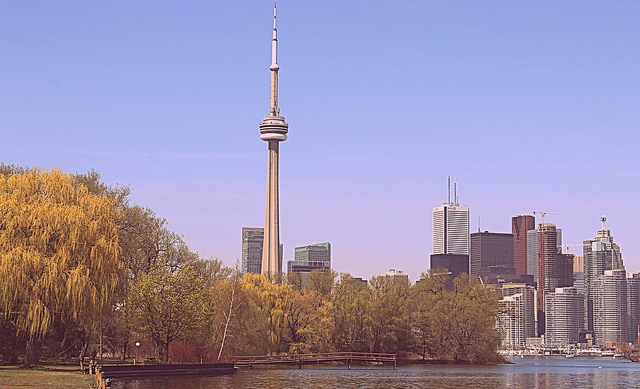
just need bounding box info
[2,1,639,280]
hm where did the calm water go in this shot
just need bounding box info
[110,357,640,389]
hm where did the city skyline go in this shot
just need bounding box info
[2,2,639,281]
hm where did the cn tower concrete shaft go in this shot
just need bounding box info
[262,140,280,275]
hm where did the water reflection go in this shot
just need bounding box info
[110,357,640,389]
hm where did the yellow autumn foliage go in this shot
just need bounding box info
[0,169,125,338]
[240,273,335,354]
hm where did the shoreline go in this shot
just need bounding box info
[0,364,94,389]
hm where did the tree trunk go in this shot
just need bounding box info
[218,277,238,361]
[78,331,92,372]
[24,338,40,367]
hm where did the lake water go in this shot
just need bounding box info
[110,357,640,389]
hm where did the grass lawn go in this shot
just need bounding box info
[0,365,95,389]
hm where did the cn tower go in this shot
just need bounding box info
[260,3,288,275]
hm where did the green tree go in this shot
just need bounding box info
[411,270,502,363]
[366,275,413,355]
[126,266,207,361]
[305,269,337,297]
[411,269,452,359]
[0,169,125,365]
[445,274,502,363]
[331,273,371,352]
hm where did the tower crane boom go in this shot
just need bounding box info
[532,211,562,226]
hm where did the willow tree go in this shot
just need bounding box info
[0,169,125,365]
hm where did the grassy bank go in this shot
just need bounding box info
[0,365,94,389]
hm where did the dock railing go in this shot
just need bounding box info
[230,351,397,369]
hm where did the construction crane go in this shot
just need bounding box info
[532,211,562,226]
[563,243,589,254]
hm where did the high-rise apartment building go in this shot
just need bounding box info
[544,287,584,345]
[500,283,537,344]
[627,272,640,344]
[584,216,623,332]
[497,294,527,349]
[512,215,535,278]
[470,231,514,277]
[593,269,628,346]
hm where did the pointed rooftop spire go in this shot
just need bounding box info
[269,2,280,117]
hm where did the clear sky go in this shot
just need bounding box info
[2,1,639,280]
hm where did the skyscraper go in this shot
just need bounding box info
[470,231,514,278]
[583,215,623,332]
[627,273,640,344]
[260,4,289,275]
[496,294,527,348]
[242,227,264,274]
[593,269,628,345]
[534,224,571,313]
[530,223,573,336]
[544,287,584,345]
[512,215,535,278]
[242,227,283,274]
[432,178,469,256]
[526,229,538,283]
[500,283,537,345]
[526,227,563,284]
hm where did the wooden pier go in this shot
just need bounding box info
[231,352,397,369]
[95,363,236,388]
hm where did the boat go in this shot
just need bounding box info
[576,348,602,357]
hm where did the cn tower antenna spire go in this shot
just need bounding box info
[269,2,280,117]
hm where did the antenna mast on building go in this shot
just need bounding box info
[454,176,458,205]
